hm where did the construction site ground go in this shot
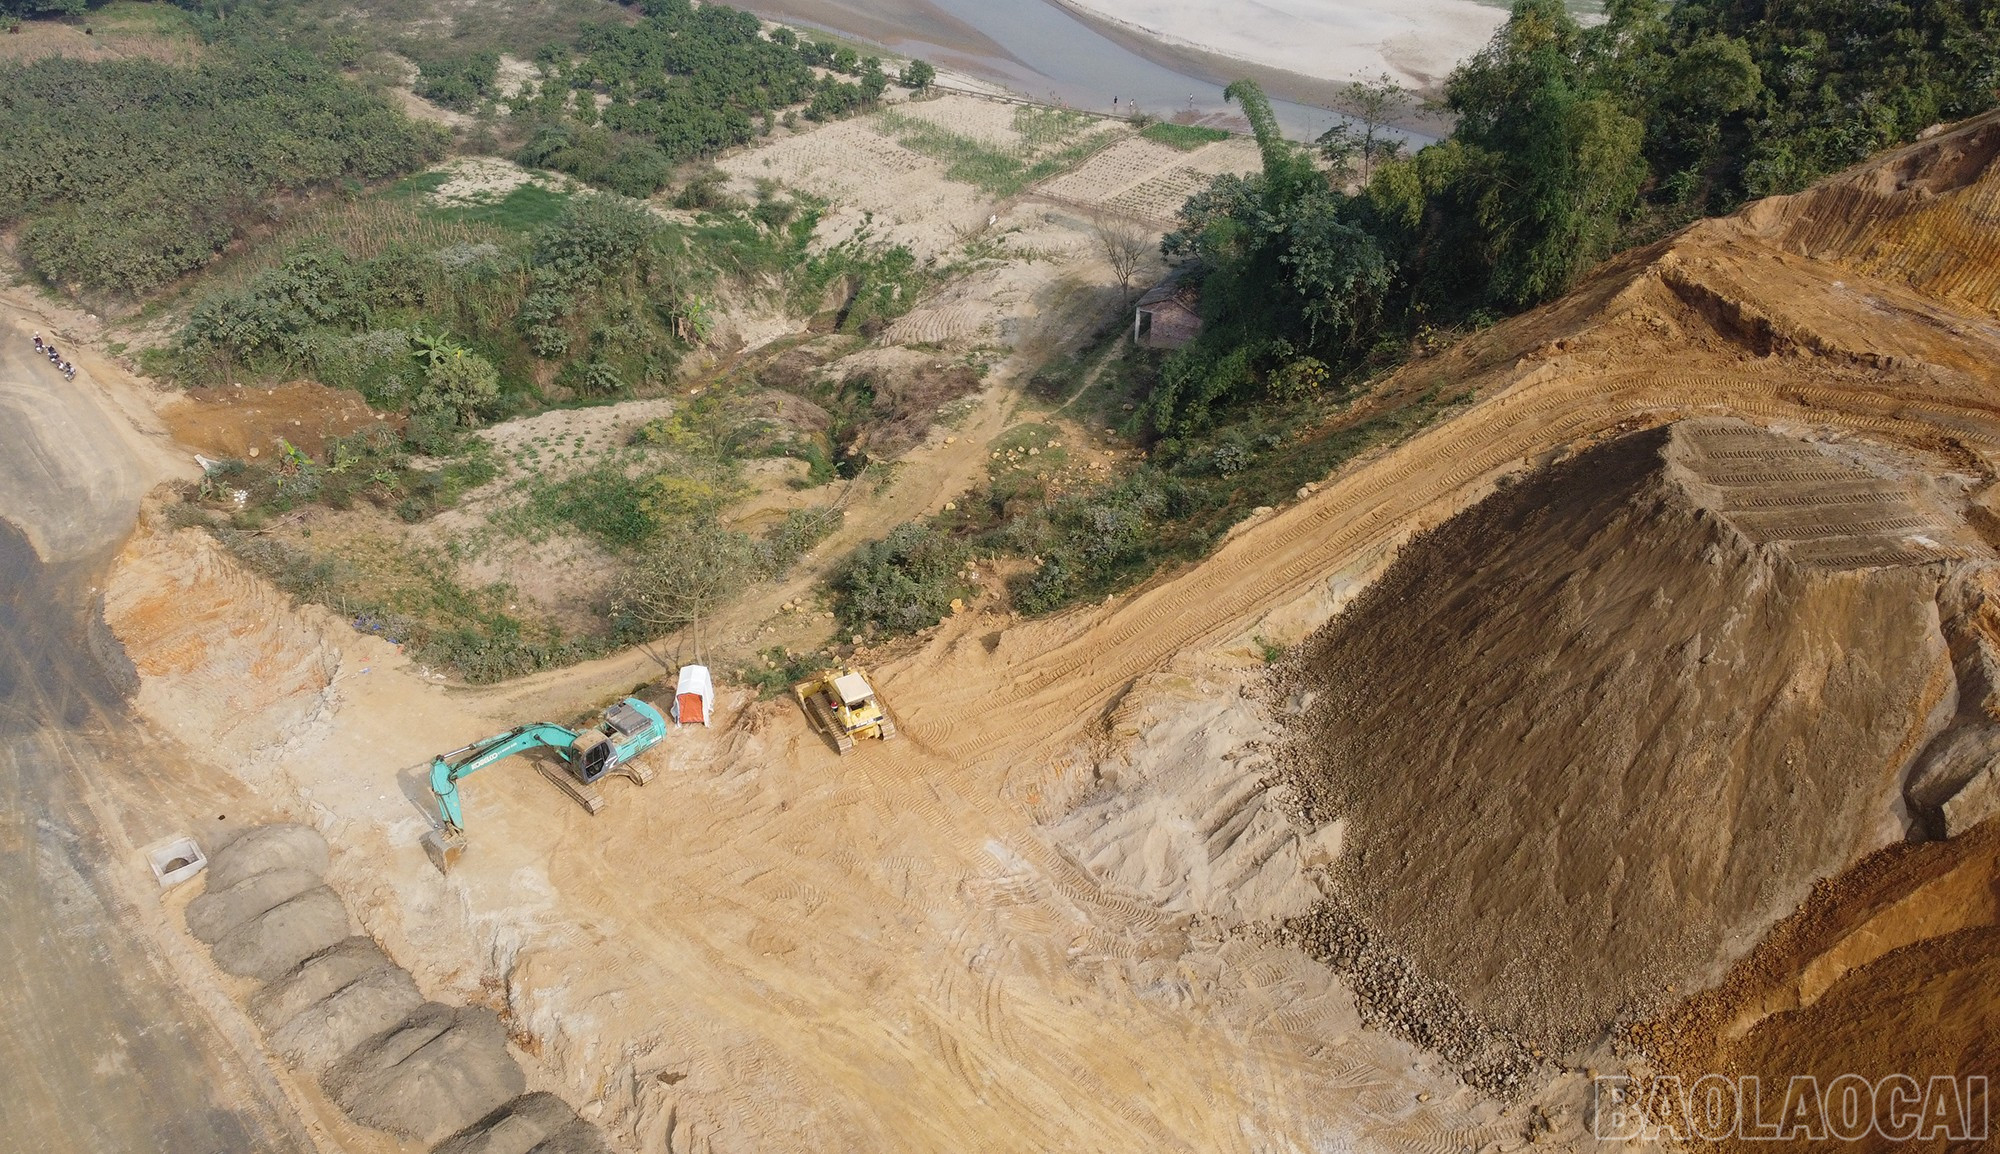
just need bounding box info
[5,101,2000,1154]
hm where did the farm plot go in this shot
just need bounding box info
[718,121,991,261]
[1034,139,1190,213]
[1034,137,1260,224]
[891,93,1031,149]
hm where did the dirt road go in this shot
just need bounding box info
[0,303,317,1153]
[0,522,317,1153]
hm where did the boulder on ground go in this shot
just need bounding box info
[323,1003,525,1145]
[186,868,323,944]
[209,886,350,981]
[206,823,329,891]
[431,1091,613,1154]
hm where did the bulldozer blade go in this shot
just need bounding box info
[424,830,467,873]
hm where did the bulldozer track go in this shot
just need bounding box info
[894,366,2000,782]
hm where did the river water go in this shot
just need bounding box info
[0,520,310,1151]
[746,0,1394,140]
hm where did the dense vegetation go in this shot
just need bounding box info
[839,0,2000,639]
[0,44,443,294]
[507,0,898,195]
[1145,0,2000,437]
[169,184,926,451]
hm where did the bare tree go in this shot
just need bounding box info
[1091,213,1153,307]
[612,521,760,644]
[1329,72,1411,183]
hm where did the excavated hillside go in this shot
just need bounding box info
[1275,419,1988,1053]
[1264,109,2000,1085]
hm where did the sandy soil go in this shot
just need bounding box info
[1056,0,1505,89]
[13,76,2000,1154]
[1276,419,1982,1066]
[163,381,391,460]
[427,155,576,206]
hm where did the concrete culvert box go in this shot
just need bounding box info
[323,1003,525,1145]
[185,868,323,944]
[209,886,351,981]
[269,964,425,1075]
[433,1091,613,1154]
[206,823,329,891]
[146,836,206,888]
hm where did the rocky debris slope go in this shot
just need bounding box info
[185,823,609,1152]
[1273,419,1998,1068]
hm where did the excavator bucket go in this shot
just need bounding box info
[424,828,468,873]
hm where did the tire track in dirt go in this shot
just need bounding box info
[861,360,2000,982]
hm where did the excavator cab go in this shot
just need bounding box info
[571,731,618,784]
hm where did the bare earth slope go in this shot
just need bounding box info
[1274,418,1981,1054]
[84,110,2000,1151]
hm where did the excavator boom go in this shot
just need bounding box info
[424,697,667,870]
[429,723,581,836]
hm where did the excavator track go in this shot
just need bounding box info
[537,761,607,815]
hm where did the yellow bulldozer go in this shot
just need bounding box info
[794,668,896,753]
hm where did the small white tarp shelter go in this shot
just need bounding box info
[673,664,714,726]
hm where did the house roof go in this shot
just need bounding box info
[1135,265,1194,310]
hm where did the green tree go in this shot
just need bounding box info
[900,59,936,90]
[1325,73,1411,182]
[1448,0,1646,306]
[614,521,760,634]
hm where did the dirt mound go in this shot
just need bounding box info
[184,867,322,942]
[1630,820,2000,1151]
[323,1002,527,1145]
[1274,418,1989,1058]
[205,822,330,890]
[207,887,352,981]
[267,962,425,1075]
[432,1092,613,1154]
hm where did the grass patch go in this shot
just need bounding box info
[1141,122,1231,151]
[434,182,573,231]
[213,526,612,683]
[737,644,838,698]
[874,107,1122,197]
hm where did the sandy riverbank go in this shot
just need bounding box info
[739,0,1460,135]
[1055,0,1505,89]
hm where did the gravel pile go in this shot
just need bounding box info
[1276,903,1540,1096]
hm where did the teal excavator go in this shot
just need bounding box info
[426,697,667,870]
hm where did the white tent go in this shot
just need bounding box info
[673,664,714,727]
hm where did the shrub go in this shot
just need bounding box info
[415,51,500,111]
[0,47,443,298]
[516,121,673,197]
[834,521,969,636]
